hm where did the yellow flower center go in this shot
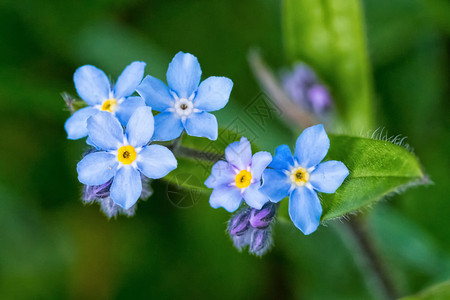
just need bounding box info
[101,98,118,112]
[117,145,137,165]
[290,167,310,186]
[235,170,252,189]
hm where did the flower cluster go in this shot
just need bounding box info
[205,124,349,253]
[65,52,233,216]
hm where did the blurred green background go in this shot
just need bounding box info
[0,0,449,299]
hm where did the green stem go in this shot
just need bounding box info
[336,217,398,300]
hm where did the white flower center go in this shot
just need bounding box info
[174,98,194,117]
[289,166,310,186]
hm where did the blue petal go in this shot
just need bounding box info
[225,137,252,170]
[77,152,118,185]
[64,107,98,139]
[86,111,124,150]
[209,185,242,212]
[250,151,272,179]
[269,144,294,171]
[166,52,202,98]
[260,169,291,202]
[115,96,145,125]
[110,166,142,209]
[310,161,349,193]
[113,61,146,99]
[137,145,177,179]
[184,112,218,140]
[74,65,110,105]
[193,76,233,111]
[294,124,330,168]
[152,111,184,141]
[204,161,235,188]
[243,185,269,209]
[136,75,174,111]
[289,187,322,235]
[125,106,154,148]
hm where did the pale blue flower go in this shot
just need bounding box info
[77,107,177,209]
[261,124,349,235]
[136,51,233,141]
[65,61,146,139]
[205,137,272,212]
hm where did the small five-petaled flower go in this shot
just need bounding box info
[137,51,233,141]
[261,124,349,235]
[77,107,177,209]
[65,61,146,139]
[205,137,272,212]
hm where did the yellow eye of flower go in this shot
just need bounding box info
[101,98,118,112]
[118,145,137,164]
[290,167,310,186]
[235,170,252,189]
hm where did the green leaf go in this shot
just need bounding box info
[400,280,450,300]
[320,134,425,220]
[283,0,374,130]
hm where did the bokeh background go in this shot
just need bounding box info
[0,0,449,299]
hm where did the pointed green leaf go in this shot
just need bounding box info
[320,134,425,220]
[283,0,374,130]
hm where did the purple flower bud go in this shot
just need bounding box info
[82,179,113,203]
[282,63,332,115]
[82,176,153,218]
[228,207,251,236]
[231,229,253,251]
[249,228,273,256]
[249,202,277,229]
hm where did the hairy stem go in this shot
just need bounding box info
[336,217,398,300]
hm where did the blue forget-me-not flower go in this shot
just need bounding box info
[77,106,177,209]
[261,124,349,235]
[65,61,146,139]
[205,137,272,212]
[136,52,233,141]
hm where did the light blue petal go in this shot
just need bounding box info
[289,187,322,235]
[115,96,145,125]
[260,169,291,202]
[86,137,100,149]
[243,185,269,209]
[193,76,233,111]
[250,151,272,179]
[166,52,202,98]
[268,144,294,171]
[113,61,146,99]
[110,166,142,209]
[136,75,174,111]
[64,107,98,139]
[184,112,218,140]
[152,111,184,141]
[225,137,252,170]
[204,161,235,188]
[209,185,242,212]
[137,145,177,179]
[86,111,124,150]
[294,124,330,168]
[310,161,349,193]
[77,152,118,185]
[125,106,154,148]
[74,65,110,105]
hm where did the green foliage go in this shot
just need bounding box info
[283,0,374,131]
[321,134,425,220]
[400,280,450,300]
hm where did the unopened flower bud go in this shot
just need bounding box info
[249,228,273,256]
[249,202,277,229]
